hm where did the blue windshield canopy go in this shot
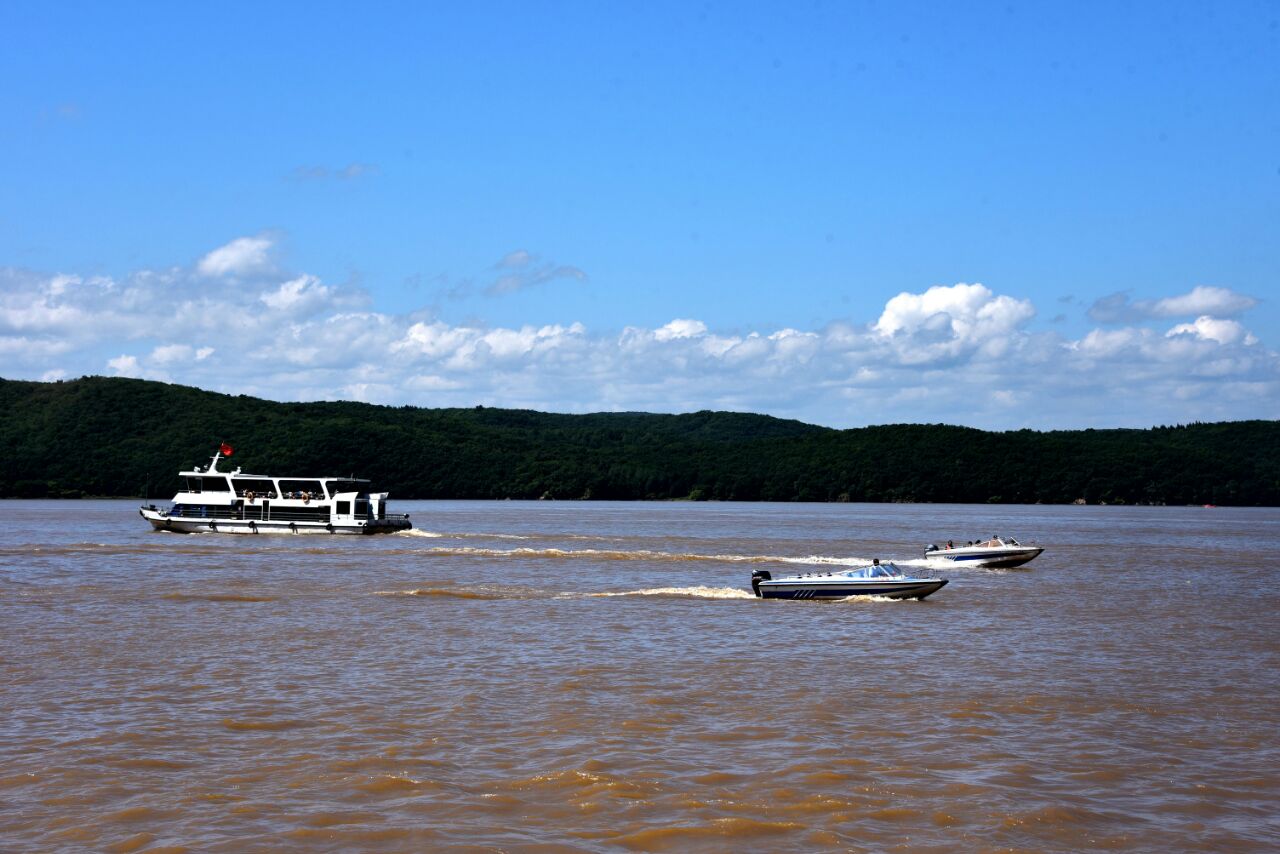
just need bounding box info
[844,563,903,579]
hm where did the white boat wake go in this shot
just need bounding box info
[399,544,938,568]
[583,586,756,600]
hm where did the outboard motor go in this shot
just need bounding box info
[751,570,772,597]
[925,544,938,555]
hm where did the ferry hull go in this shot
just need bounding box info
[140,507,410,535]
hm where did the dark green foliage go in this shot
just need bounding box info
[1,377,1276,505]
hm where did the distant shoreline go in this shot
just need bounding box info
[2,376,1277,507]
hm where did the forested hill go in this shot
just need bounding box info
[1,376,1277,505]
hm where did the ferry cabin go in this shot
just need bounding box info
[140,459,411,534]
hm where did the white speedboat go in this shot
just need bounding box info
[751,561,948,601]
[139,447,411,535]
[924,536,1042,568]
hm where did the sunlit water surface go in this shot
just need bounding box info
[2,500,1277,852]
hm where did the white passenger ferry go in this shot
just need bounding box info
[139,447,412,535]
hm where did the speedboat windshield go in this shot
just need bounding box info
[844,563,903,579]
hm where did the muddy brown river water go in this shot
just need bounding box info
[2,500,1277,851]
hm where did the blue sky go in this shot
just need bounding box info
[2,1,1277,428]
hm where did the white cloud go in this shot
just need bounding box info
[197,236,274,277]
[2,249,1276,429]
[1152,286,1257,318]
[1074,327,1143,357]
[654,318,708,341]
[767,328,820,364]
[406,374,464,391]
[106,354,141,377]
[46,274,78,296]
[873,283,1035,365]
[394,321,477,359]
[0,335,74,359]
[148,343,217,365]
[1166,315,1257,346]
[261,274,331,312]
[150,344,193,363]
[1089,285,1257,323]
[876,283,1035,341]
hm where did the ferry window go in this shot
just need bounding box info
[336,501,350,515]
[280,480,325,497]
[199,477,230,492]
[232,479,275,497]
[184,478,201,493]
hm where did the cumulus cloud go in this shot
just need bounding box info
[654,318,708,341]
[1089,285,1257,323]
[874,283,1035,364]
[260,274,332,312]
[197,235,274,277]
[1166,315,1257,346]
[876,283,1034,339]
[394,321,587,371]
[1,247,1276,428]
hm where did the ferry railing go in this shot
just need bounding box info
[172,506,240,519]
[172,506,331,522]
[262,508,333,522]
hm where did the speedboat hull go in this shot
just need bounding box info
[752,567,947,601]
[755,578,948,600]
[924,546,1043,568]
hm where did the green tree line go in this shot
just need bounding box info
[1,376,1276,505]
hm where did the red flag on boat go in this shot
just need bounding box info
[219,442,234,457]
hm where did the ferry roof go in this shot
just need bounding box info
[182,453,371,481]
[182,467,371,482]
